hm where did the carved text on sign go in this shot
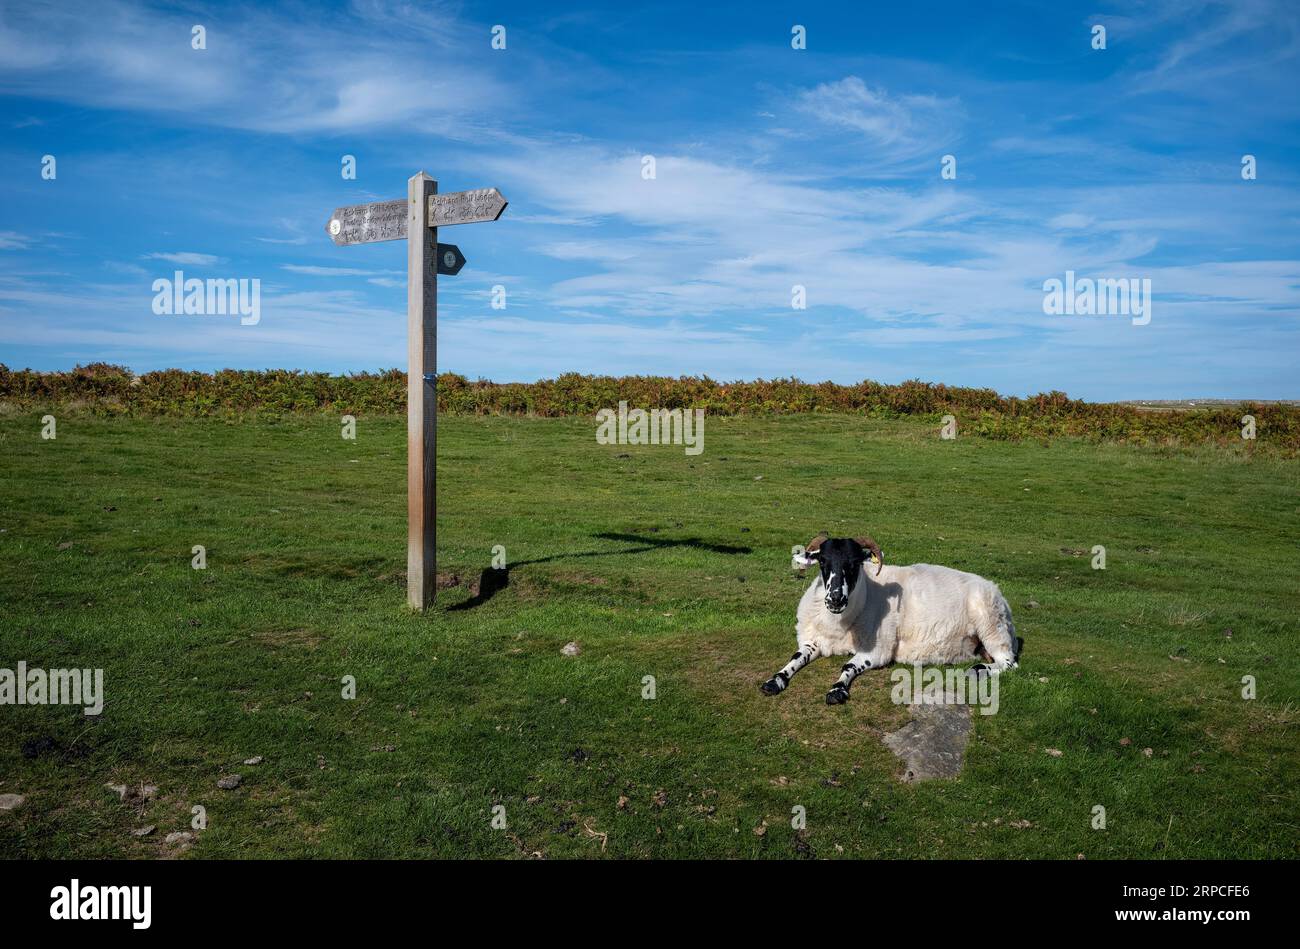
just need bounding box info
[325,198,408,245]
[428,188,508,227]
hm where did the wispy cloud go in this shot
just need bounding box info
[281,264,396,277]
[1123,0,1300,90]
[0,0,508,133]
[143,252,223,266]
[794,77,960,164]
[104,261,148,277]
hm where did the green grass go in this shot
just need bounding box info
[0,411,1296,859]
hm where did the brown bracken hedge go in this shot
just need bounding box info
[2,363,1295,454]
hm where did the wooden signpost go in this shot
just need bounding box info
[325,173,508,610]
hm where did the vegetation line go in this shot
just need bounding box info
[3,362,1296,454]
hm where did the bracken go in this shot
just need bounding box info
[1,363,1295,455]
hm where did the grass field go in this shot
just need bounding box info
[0,411,1296,859]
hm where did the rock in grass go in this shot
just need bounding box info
[131,825,156,837]
[105,783,158,804]
[883,704,972,781]
[216,774,242,790]
[561,642,581,656]
[164,831,193,846]
[243,756,263,766]
[0,793,25,810]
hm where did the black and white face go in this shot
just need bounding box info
[809,538,867,614]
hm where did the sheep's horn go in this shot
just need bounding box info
[855,536,883,575]
[805,532,829,553]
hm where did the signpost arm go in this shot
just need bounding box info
[407,172,437,609]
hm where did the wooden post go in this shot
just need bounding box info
[407,172,437,609]
[326,176,505,610]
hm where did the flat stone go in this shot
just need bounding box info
[105,783,158,804]
[0,793,25,810]
[164,831,193,845]
[882,703,972,782]
[216,774,242,790]
[560,642,581,656]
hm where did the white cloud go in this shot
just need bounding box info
[257,236,310,246]
[104,261,148,277]
[794,77,960,164]
[473,138,1300,364]
[1049,213,1094,230]
[143,252,223,266]
[0,277,406,369]
[0,0,507,134]
[282,264,394,277]
[535,241,640,262]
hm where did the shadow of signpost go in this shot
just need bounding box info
[445,531,752,612]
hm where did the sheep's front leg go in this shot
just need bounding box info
[824,652,874,704]
[760,642,820,696]
[825,624,897,704]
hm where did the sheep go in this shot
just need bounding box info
[759,534,1021,705]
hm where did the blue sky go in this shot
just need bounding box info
[1,0,1298,399]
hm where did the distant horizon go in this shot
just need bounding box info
[6,359,1296,405]
[2,1,1298,402]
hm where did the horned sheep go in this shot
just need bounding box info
[760,534,1021,704]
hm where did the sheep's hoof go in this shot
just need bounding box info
[825,686,850,705]
[760,676,786,696]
